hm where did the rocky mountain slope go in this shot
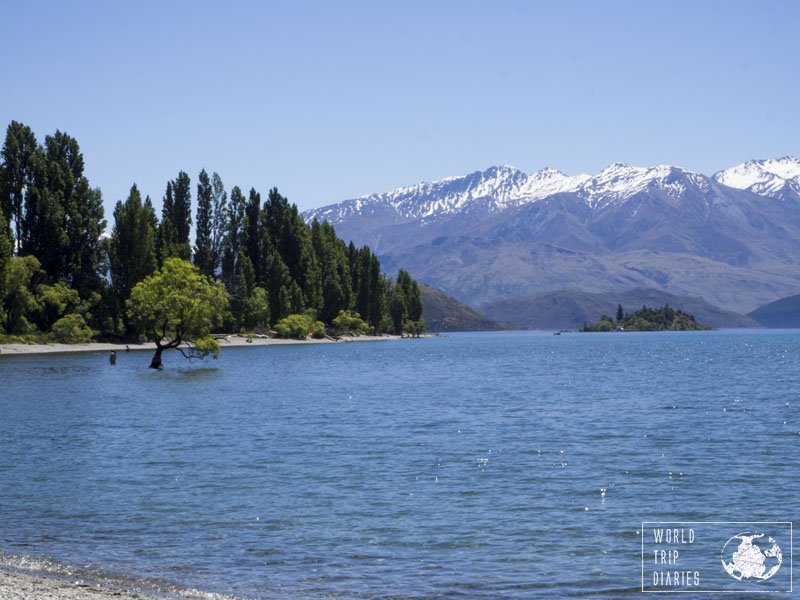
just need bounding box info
[305,157,800,314]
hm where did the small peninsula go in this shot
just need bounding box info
[581,304,712,332]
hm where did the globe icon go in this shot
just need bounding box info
[721,533,782,581]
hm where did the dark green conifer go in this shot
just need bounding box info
[0,121,38,248]
[194,169,214,277]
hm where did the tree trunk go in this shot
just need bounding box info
[149,346,164,369]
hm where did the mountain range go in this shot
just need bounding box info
[304,157,800,318]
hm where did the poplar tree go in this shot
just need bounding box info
[263,187,321,311]
[0,120,425,340]
[0,121,38,248]
[311,220,351,323]
[110,184,157,332]
[157,171,192,261]
[22,145,66,277]
[194,169,214,277]
[388,283,407,334]
[367,253,386,328]
[0,206,11,314]
[19,130,105,295]
[171,171,192,258]
[221,185,246,293]
[261,228,293,322]
[210,172,227,278]
[244,188,262,282]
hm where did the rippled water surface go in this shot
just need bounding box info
[1,331,798,598]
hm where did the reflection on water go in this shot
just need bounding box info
[1,331,799,599]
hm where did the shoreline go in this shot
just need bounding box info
[0,333,403,357]
[0,568,153,600]
[0,567,239,599]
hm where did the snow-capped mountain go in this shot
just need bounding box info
[305,158,783,226]
[714,156,800,196]
[306,165,591,224]
[576,163,711,208]
[302,157,800,315]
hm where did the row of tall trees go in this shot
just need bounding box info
[0,121,424,340]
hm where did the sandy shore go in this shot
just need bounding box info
[0,333,399,356]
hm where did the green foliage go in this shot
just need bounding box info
[157,172,192,262]
[584,315,615,332]
[310,319,326,339]
[37,282,80,330]
[193,169,215,277]
[387,270,426,335]
[242,287,270,330]
[245,188,262,282]
[32,131,106,295]
[210,173,227,278]
[221,185,246,293]
[1,255,42,334]
[403,319,426,338]
[582,304,712,332]
[127,258,228,367]
[1,121,38,247]
[1,120,425,350]
[331,309,369,335]
[110,184,157,333]
[389,284,407,334]
[0,207,11,324]
[193,335,221,354]
[50,313,93,343]
[274,313,325,340]
[263,188,321,312]
[311,220,352,323]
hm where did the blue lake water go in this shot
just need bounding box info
[0,330,798,598]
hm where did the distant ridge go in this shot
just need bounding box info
[304,156,800,315]
[420,284,503,332]
[480,288,758,330]
[747,294,800,328]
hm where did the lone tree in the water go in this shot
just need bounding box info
[127,258,228,369]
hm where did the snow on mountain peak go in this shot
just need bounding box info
[523,167,590,198]
[579,163,703,206]
[304,157,799,226]
[714,156,800,195]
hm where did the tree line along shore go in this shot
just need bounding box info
[0,120,425,356]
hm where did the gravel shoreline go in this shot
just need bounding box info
[0,569,153,600]
[0,567,243,600]
[0,333,399,356]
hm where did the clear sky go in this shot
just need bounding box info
[1,0,798,216]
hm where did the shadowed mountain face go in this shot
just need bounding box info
[305,158,800,314]
[747,293,800,328]
[420,284,503,332]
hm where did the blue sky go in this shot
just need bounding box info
[1,0,798,216]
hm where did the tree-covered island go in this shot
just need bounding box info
[582,304,712,332]
[0,121,425,366]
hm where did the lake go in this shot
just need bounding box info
[0,330,798,598]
